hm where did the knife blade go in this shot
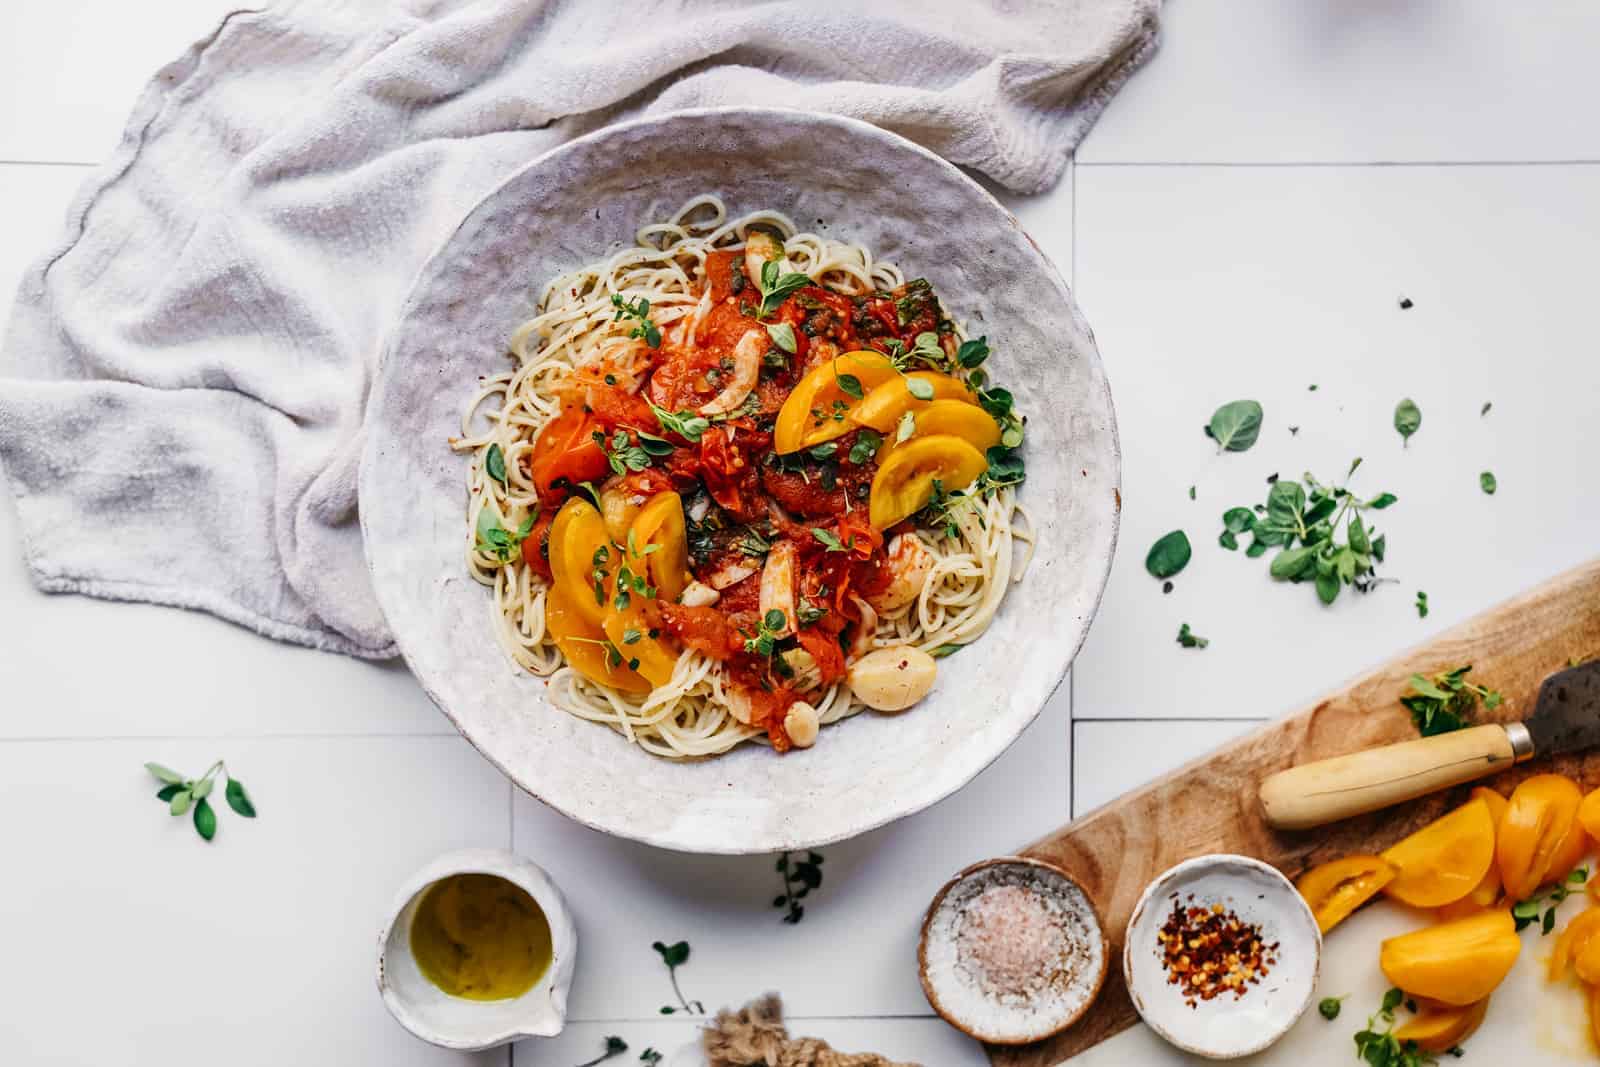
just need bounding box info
[1259,659,1600,830]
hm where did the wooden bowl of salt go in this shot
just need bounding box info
[918,857,1108,1044]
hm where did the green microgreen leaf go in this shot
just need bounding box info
[1394,398,1421,445]
[1480,471,1497,495]
[1205,400,1264,453]
[1145,530,1192,580]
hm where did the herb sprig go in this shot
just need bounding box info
[1394,398,1421,446]
[575,1036,629,1067]
[610,294,661,348]
[1353,988,1436,1067]
[1399,666,1502,736]
[652,940,703,1014]
[593,429,669,476]
[773,850,826,923]
[1205,399,1263,453]
[744,609,788,657]
[475,506,537,563]
[757,260,812,318]
[1513,866,1587,933]
[144,760,256,842]
[1219,458,1396,605]
[1177,623,1208,649]
[648,402,710,443]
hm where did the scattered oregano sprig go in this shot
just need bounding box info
[1513,866,1587,934]
[1399,665,1503,737]
[653,940,703,1015]
[144,760,256,842]
[773,850,825,923]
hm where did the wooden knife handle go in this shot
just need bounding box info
[1259,723,1525,830]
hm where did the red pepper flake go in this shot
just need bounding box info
[1155,896,1278,1009]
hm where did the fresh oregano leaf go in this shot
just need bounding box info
[485,443,508,486]
[1145,530,1192,579]
[193,797,217,842]
[225,778,257,818]
[1480,471,1497,495]
[905,376,935,401]
[766,322,797,354]
[1205,400,1264,453]
[1394,398,1421,445]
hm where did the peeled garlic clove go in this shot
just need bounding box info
[848,647,937,712]
[784,701,820,748]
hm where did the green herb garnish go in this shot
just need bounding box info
[145,760,256,842]
[848,430,882,466]
[774,850,826,923]
[1480,471,1497,495]
[1394,398,1421,446]
[1399,666,1502,736]
[744,609,788,657]
[574,1036,629,1067]
[652,940,702,1014]
[1514,867,1588,933]
[757,260,811,318]
[1416,590,1428,618]
[610,294,661,348]
[485,443,509,486]
[1145,530,1192,579]
[1205,399,1264,453]
[593,429,653,475]
[1319,995,1345,1021]
[766,322,797,354]
[1353,988,1436,1067]
[1220,458,1395,605]
[1176,623,1208,649]
[811,528,849,553]
[648,402,709,443]
[475,505,537,563]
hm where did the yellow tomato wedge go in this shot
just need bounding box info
[774,350,898,453]
[1438,786,1510,919]
[546,583,649,694]
[1380,797,1496,908]
[1378,909,1520,1006]
[1392,998,1489,1053]
[602,607,679,688]
[880,398,1001,459]
[1498,773,1583,901]
[627,491,691,603]
[849,371,978,432]
[1295,855,1396,934]
[549,497,614,627]
[1550,906,1600,981]
[868,434,988,530]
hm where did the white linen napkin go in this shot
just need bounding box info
[0,0,1159,658]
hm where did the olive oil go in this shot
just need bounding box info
[409,873,552,1000]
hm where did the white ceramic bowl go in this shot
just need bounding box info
[376,849,577,1050]
[361,107,1121,854]
[1123,854,1321,1060]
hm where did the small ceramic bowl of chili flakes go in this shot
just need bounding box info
[1124,854,1321,1059]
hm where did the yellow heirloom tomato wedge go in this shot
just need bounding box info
[1438,787,1510,919]
[602,607,679,688]
[549,497,614,627]
[1498,773,1583,901]
[1579,785,1600,843]
[627,491,691,603]
[868,434,987,530]
[1380,796,1496,908]
[882,399,1001,458]
[546,583,649,694]
[1392,998,1490,1053]
[1549,906,1600,981]
[774,351,898,453]
[1295,855,1396,934]
[849,371,978,432]
[1379,909,1520,1006]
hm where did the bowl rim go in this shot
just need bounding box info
[1121,852,1322,1060]
[916,855,1110,1045]
[360,105,1121,854]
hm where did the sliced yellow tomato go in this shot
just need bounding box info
[1498,773,1583,901]
[868,434,988,530]
[879,398,1000,459]
[1438,787,1511,919]
[1378,909,1520,1006]
[627,491,691,603]
[1549,906,1600,982]
[549,497,615,627]
[546,582,649,693]
[1380,797,1496,908]
[1392,998,1489,1053]
[1295,855,1396,934]
[774,350,898,453]
[849,371,978,433]
[602,606,679,688]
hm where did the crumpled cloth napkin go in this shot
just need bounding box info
[0,0,1159,659]
[704,995,918,1067]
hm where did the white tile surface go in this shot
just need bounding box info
[1072,718,1261,816]
[512,681,1070,1021]
[1081,0,1600,164]
[1073,163,1600,723]
[0,736,511,1066]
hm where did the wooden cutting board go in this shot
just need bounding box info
[987,557,1600,1067]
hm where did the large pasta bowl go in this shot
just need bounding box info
[361,107,1119,854]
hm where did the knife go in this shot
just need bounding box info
[1259,659,1600,830]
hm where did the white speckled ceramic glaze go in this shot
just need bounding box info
[1124,854,1321,1060]
[360,107,1121,854]
[376,849,576,1051]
